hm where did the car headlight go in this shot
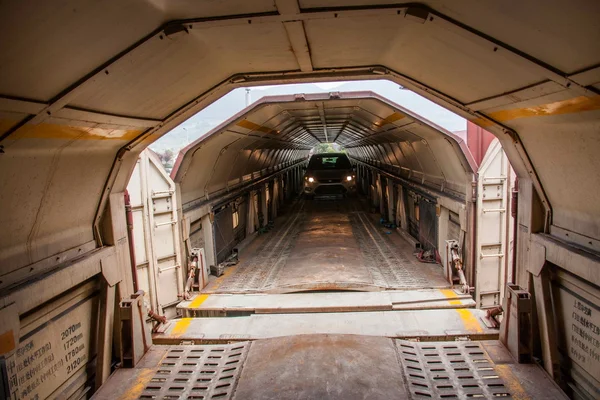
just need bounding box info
[308,177,315,183]
[346,175,353,181]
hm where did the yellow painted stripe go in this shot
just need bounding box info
[471,95,600,126]
[2,120,142,141]
[171,318,192,335]
[440,289,462,305]
[236,119,277,135]
[494,364,528,399]
[190,294,210,308]
[122,368,156,400]
[0,330,16,355]
[375,112,405,127]
[207,266,236,291]
[456,309,483,333]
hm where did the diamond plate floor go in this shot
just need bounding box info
[202,198,449,294]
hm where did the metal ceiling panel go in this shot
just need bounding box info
[1,0,599,279]
[173,92,475,208]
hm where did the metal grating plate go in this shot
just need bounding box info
[396,340,512,399]
[139,342,251,400]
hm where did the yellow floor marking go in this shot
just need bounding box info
[190,294,209,308]
[171,318,192,335]
[456,309,483,332]
[206,266,236,291]
[494,364,529,400]
[122,368,156,400]
[440,289,462,305]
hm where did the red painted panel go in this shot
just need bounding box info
[466,121,495,166]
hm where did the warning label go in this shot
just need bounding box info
[6,298,95,400]
[556,286,600,382]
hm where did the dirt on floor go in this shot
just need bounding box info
[202,196,450,294]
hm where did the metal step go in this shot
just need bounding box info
[177,289,475,317]
[154,308,496,344]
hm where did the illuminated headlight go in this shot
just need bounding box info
[346,175,353,181]
[308,177,315,183]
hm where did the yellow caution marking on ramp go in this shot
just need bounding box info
[456,309,483,333]
[494,364,528,399]
[172,318,192,335]
[122,368,156,400]
[440,289,462,305]
[190,294,210,308]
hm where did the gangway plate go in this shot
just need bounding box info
[153,308,498,344]
[177,289,476,317]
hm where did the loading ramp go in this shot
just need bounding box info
[93,335,566,400]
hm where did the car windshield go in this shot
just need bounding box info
[308,154,352,170]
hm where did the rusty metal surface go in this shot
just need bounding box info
[396,339,567,400]
[92,343,251,400]
[138,342,250,400]
[202,198,449,294]
[398,340,511,399]
[94,336,566,400]
[176,289,476,317]
[153,308,499,344]
[232,334,408,400]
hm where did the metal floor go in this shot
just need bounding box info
[93,335,566,400]
[177,289,477,317]
[203,198,449,294]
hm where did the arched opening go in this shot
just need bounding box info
[1,2,598,399]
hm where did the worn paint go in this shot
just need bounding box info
[189,294,210,308]
[375,111,405,127]
[494,364,529,400]
[472,95,600,126]
[440,289,462,305]
[204,266,236,292]
[120,368,156,400]
[3,120,142,141]
[456,309,483,332]
[171,318,192,335]
[0,330,16,354]
[236,119,278,135]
